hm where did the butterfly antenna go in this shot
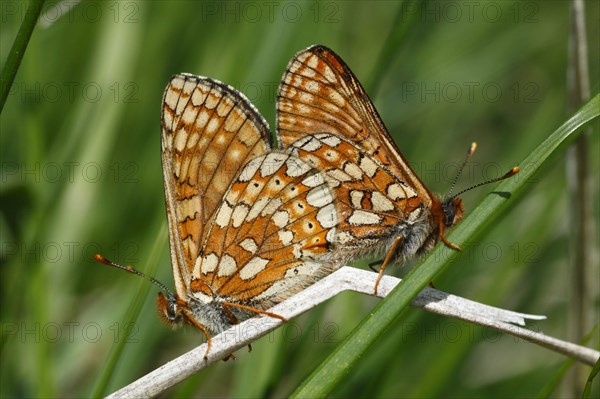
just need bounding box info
[446,142,478,197]
[94,254,175,298]
[450,166,520,200]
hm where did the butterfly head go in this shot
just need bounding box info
[156,292,184,327]
[441,196,465,228]
[433,142,518,251]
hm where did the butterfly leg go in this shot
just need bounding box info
[219,304,256,359]
[184,315,213,360]
[439,220,461,251]
[368,259,383,273]
[374,236,403,296]
[221,302,288,322]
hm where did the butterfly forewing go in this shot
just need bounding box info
[161,73,272,296]
[276,45,432,206]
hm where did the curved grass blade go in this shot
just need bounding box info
[583,355,600,399]
[90,223,168,399]
[0,0,46,113]
[290,94,600,398]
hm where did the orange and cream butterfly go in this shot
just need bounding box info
[96,44,518,354]
[276,45,518,293]
[97,73,340,356]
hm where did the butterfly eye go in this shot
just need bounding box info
[157,292,183,326]
[442,200,457,227]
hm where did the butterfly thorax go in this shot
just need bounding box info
[339,194,464,267]
[156,291,233,336]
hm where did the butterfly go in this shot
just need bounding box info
[97,71,342,357]
[159,71,351,355]
[276,45,518,293]
[97,45,517,356]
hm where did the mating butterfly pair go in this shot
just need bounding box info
[99,45,517,355]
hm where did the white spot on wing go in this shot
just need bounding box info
[239,238,258,253]
[201,253,219,274]
[171,76,185,90]
[240,257,269,280]
[343,162,363,179]
[322,66,336,83]
[278,230,294,245]
[206,118,219,134]
[285,157,311,177]
[387,183,406,200]
[273,210,290,228]
[261,153,288,177]
[291,136,312,148]
[327,169,352,182]
[196,110,210,131]
[174,128,188,151]
[306,54,319,69]
[217,255,237,277]
[317,134,342,147]
[360,156,378,178]
[187,129,200,148]
[302,173,325,188]
[239,157,263,182]
[247,197,269,220]
[261,198,282,217]
[306,186,333,208]
[348,210,382,225]
[215,202,233,227]
[191,87,207,106]
[350,190,364,209]
[300,137,322,152]
[371,191,395,212]
[316,203,337,228]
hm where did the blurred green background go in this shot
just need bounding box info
[1,1,598,397]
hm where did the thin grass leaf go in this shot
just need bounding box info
[90,222,168,399]
[583,357,600,399]
[0,0,45,112]
[536,323,598,399]
[291,94,600,398]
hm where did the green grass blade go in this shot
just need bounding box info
[536,323,599,399]
[0,0,45,113]
[290,93,600,398]
[89,222,168,399]
[583,357,600,399]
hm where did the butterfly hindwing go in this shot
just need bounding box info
[288,133,426,256]
[191,152,338,308]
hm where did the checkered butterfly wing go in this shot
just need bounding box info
[276,44,434,208]
[192,152,338,309]
[162,73,338,314]
[277,46,441,258]
[286,133,424,258]
[161,74,272,298]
